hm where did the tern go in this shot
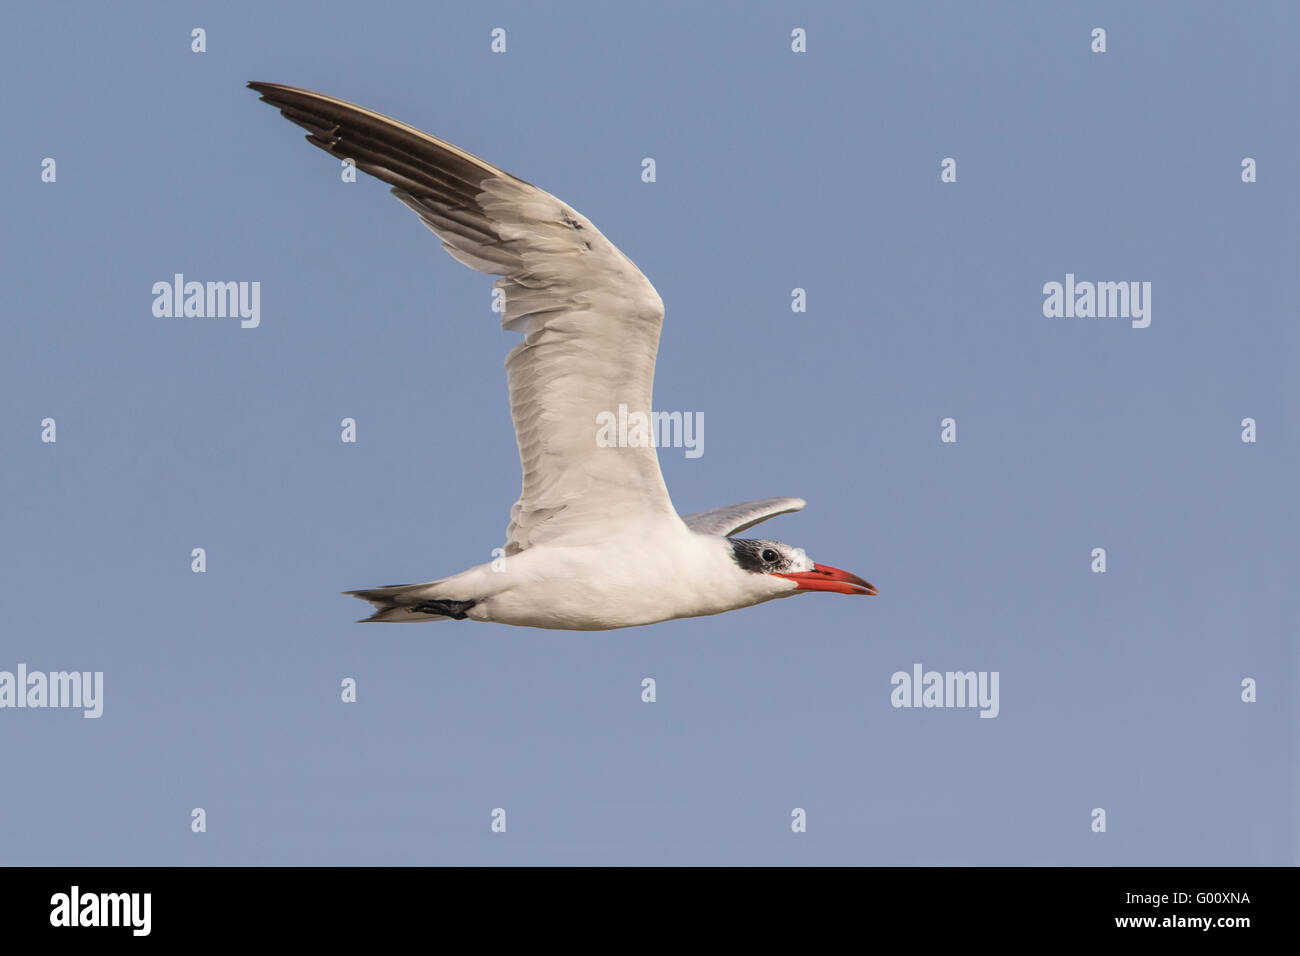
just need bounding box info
[250,82,877,630]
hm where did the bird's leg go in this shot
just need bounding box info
[411,599,477,620]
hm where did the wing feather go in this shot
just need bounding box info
[250,82,674,553]
[679,498,807,537]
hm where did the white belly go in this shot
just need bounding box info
[460,529,792,630]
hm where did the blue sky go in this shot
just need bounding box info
[1,0,1295,864]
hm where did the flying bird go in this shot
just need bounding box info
[249,82,876,630]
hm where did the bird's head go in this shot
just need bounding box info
[728,538,877,596]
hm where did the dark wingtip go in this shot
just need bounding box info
[247,81,291,104]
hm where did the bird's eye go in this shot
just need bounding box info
[761,549,779,563]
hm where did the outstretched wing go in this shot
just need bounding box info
[679,497,806,537]
[250,82,677,554]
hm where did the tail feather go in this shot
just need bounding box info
[345,582,459,623]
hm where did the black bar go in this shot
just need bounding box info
[0,866,1281,941]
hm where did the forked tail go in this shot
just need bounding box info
[344,582,477,623]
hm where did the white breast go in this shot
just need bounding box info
[461,525,798,630]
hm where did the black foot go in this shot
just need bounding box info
[412,599,477,621]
